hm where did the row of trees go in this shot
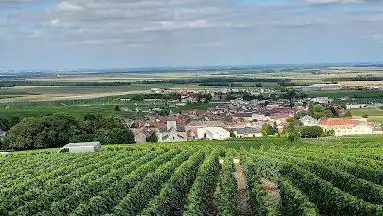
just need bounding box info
[308,103,351,119]
[1,113,135,150]
[283,117,334,142]
[260,117,334,142]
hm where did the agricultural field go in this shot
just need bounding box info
[2,137,383,216]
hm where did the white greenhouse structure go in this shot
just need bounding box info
[61,142,101,153]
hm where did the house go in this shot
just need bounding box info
[234,127,262,138]
[61,142,101,153]
[133,129,148,143]
[196,127,230,140]
[319,118,379,136]
[310,97,333,105]
[157,111,187,142]
[233,113,268,122]
[300,115,319,126]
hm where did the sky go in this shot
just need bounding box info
[1,0,383,70]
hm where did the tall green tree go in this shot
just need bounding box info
[146,132,158,143]
[96,128,135,144]
[261,123,275,137]
[300,126,323,138]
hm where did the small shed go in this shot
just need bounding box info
[61,142,101,153]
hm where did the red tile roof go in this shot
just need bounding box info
[319,118,361,126]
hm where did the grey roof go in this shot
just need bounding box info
[235,127,261,135]
[64,142,100,147]
[159,125,186,133]
[0,129,5,137]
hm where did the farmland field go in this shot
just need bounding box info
[2,137,383,215]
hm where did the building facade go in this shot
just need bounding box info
[157,111,187,142]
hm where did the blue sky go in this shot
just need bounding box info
[1,0,383,70]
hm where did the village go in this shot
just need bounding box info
[130,87,383,143]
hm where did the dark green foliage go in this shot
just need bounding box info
[300,126,323,138]
[229,130,236,138]
[0,116,20,131]
[140,151,205,216]
[5,113,133,150]
[111,151,191,216]
[146,133,158,143]
[262,124,275,137]
[308,104,334,119]
[218,158,239,216]
[279,177,319,216]
[5,113,81,150]
[296,159,383,205]
[96,128,135,144]
[183,151,220,216]
[243,158,279,216]
[281,163,383,216]
[343,110,352,117]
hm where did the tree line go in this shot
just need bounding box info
[0,113,135,150]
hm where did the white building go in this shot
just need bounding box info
[319,118,382,136]
[61,142,101,153]
[196,127,230,140]
[310,97,334,104]
[302,84,341,92]
[300,115,319,126]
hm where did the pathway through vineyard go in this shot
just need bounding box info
[234,159,252,216]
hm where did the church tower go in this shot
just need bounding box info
[167,110,177,130]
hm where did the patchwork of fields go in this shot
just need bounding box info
[1,138,383,215]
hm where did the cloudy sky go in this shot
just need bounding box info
[1,0,383,70]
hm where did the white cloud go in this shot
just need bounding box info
[56,1,83,12]
[50,19,60,26]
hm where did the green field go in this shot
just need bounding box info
[2,137,383,215]
[351,108,383,116]
[0,99,214,119]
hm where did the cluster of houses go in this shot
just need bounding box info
[132,100,383,143]
[300,115,383,136]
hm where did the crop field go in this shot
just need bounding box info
[1,137,383,216]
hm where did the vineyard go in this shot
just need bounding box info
[1,138,383,215]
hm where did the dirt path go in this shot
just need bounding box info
[261,177,280,204]
[233,159,252,216]
[208,181,220,216]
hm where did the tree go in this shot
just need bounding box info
[96,128,135,144]
[308,104,334,119]
[281,88,307,107]
[229,129,236,138]
[261,123,275,137]
[5,113,81,150]
[146,132,158,143]
[0,116,20,131]
[273,121,278,134]
[343,110,352,118]
[300,126,323,138]
[115,105,121,111]
[287,130,300,142]
[284,117,303,134]
[323,129,335,137]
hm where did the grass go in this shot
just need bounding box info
[0,99,215,119]
[351,108,383,116]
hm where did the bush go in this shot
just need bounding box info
[146,133,158,143]
[300,126,323,138]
